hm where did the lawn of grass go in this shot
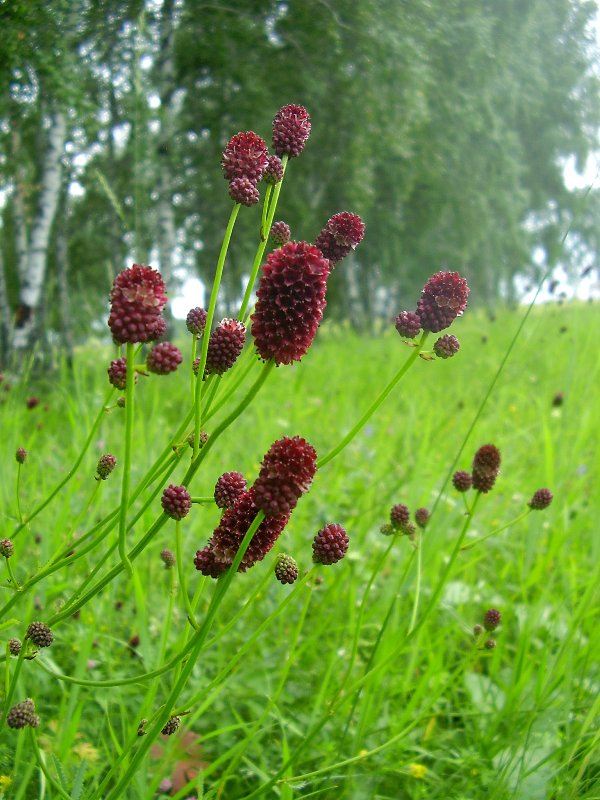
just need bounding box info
[1,300,598,799]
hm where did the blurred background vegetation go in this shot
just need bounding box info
[1,0,599,365]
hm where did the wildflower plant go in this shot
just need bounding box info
[0,104,559,799]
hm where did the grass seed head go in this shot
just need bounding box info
[274,553,299,584]
[0,538,14,558]
[15,447,27,464]
[96,454,117,480]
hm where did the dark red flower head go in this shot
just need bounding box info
[452,470,472,492]
[108,265,167,344]
[186,307,208,336]
[253,435,317,516]
[263,155,284,184]
[107,357,137,391]
[147,342,182,375]
[214,471,247,509]
[395,311,421,339]
[312,523,349,565]
[16,447,27,464]
[433,334,460,359]
[194,488,290,576]
[315,212,365,266]
[251,241,329,365]
[415,507,430,528]
[528,488,553,510]
[270,221,291,246]
[229,176,260,206]
[161,484,192,520]
[416,271,469,333]
[272,104,311,157]
[96,454,117,480]
[390,503,410,529]
[483,608,502,631]
[203,319,246,377]
[221,131,269,182]
[471,444,501,493]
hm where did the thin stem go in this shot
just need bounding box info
[11,388,115,540]
[190,333,198,398]
[190,496,214,504]
[15,463,23,524]
[238,155,288,322]
[118,342,136,576]
[0,640,25,728]
[408,530,423,634]
[193,203,241,457]
[5,557,20,591]
[101,512,266,800]
[318,333,429,468]
[29,729,72,800]
[176,520,198,630]
[460,508,531,550]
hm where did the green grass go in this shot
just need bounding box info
[1,301,598,799]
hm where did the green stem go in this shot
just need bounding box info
[318,333,429,468]
[101,512,266,800]
[176,520,198,630]
[48,364,274,627]
[238,155,288,322]
[118,342,136,576]
[10,388,115,540]
[190,333,198,399]
[408,529,423,634]
[260,183,273,242]
[15,463,23,524]
[0,640,25,728]
[460,508,531,550]
[190,496,214,504]
[193,203,241,457]
[29,729,72,800]
[4,558,20,591]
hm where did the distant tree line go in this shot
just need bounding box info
[1,0,599,366]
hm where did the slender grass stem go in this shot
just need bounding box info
[15,463,23,524]
[176,520,198,629]
[29,729,72,800]
[10,388,115,540]
[317,333,428,468]
[238,156,288,322]
[193,203,241,457]
[117,342,135,576]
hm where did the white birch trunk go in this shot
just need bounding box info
[156,0,177,290]
[0,245,12,364]
[12,130,30,284]
[13,109,67,350]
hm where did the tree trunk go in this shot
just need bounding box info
[13,109,67,353]
[0,247,12,367]
[56,194,74,369]
[156,0,179,298]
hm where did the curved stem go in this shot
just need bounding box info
[318,333,429,468]
[118,342,135,576]
[238,155,288,322]
[11,387,115,540]
[176,520,198,629]
[5,557,20,591]
[193,203,241,457]
[15,463,23,524]
[101,511,266,799]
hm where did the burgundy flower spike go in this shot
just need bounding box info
[251,241,329,365]
[221,131,269,183]
[108,265,167,344]
[253,436,317,516]
[194,488,290,576]
[315,212,365,266]
[272,104,311,158]
[416,271,469,333]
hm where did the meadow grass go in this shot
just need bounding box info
[0,300,598,799]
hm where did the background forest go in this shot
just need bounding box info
[1,0,599,366]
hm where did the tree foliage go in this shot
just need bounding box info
[0,0,598,360]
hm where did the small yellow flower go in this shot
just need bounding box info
[408,763,428,779]
[0,775,12,791]
[72,742,100,763]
